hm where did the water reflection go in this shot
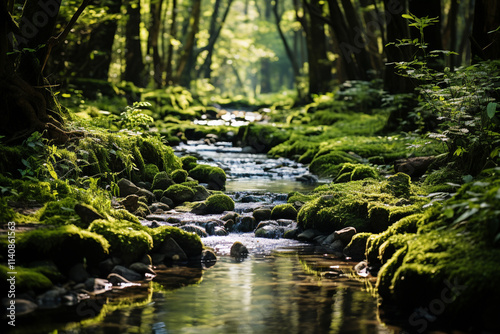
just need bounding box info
[63,254,390,334]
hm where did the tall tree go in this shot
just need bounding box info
[1,0,91,143]
[165,0,178,85]
[175,0,202,87]
[471,0,500,61]
[148,0,165,87]
[76,0,123,80]
[123,0,146,87]
[299,0,332,95]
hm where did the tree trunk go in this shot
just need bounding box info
[199,0,234,79]
[123,0,146,87]
[382,0,413,94]
[149,0,165,87]
[0,0,89,144]
[77,0,122,80]
[175,0,202,86]
[471,0,500,61]
[302,0,332,95]
[165,0,177,85]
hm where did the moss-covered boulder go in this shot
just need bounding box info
[171,169,188,183]
[164,184,195,204]
[382,172,411,198]
[0,265,53,294]
[309,151,361,177]
[15,225,110,266]
[144,163,160,183]
[343,232,371,261]
[271,203,297,220]
[149,225,203,258]
[152,171,174,191]
[180,155,198,171]
[89,219,152,264]
[189,164,226,190]
[335,163,379,183]
[205,194,235,214]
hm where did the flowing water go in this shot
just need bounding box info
[9,137,399,333]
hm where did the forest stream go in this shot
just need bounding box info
[6,135,399,334]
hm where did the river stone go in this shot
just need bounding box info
[205,221,216,235]
[238,216,257,232]
[136,188,155,204]
[68,263,90,283]
[255,220,278,230]
[253,208,272,222]
[221,212,238,221]
[119,194,140,213]
[343,236,368,261]
[230,241,248,258]
[181,224,208,237]
[334,227,357,245]
[255,225,284,239]
[277,219,295,227]
[149,202,170,213]
[118,178,140,197]
[84,277,112,293]
[37,286,67,308]
[297,229,322,241]
[107,273,133,286]
[74,203,104,226]
[129,262,156,277]
[190,202,208,215]
[295,173,319,184]
[158,237,189,262]
[201,249,217,263]
[193,186,210,201]
[98,257,121,276]
[111,265,142,282]
[329,239,345,252]
[160,196,174,207]
[394,156,436,177]
[224,219,235,232]
[213,226,229,236]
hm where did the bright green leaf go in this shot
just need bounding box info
[487,102,497,119]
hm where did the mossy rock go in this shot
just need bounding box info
[0,265,53,294]
[188,164,226,190]
[16,225,110,266]
[152,171,174,191]
[180,156,198,171]
[164,184,195,204]
[89,219,153,264]
[271,204,297,220]
[343,232,371,261]
[171,169,188,183]
[205,194,235,214]
[109,208,141,224]
[368,204,391,233]
[309,151,360,177]
[149,225,203,258]
[144,164,160,183]
[382,172,411,198]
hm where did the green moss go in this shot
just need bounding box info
[309,151,360,177]
[149,225,203,258]
[164,184,195,204]
[271,203,297,220]
[0,265,52,293]
[16,225,109,265]
[109,208,141,224]
[152,171,174,190]
[205,194,235,214]
[89,219,152,264]
[0,198,15,222]
[237,123,290,153]
[382,172,411,198]
[343,232,372,260]
[132,146,146,181]
[144,163,160,183]
[180,156,198,171]
[37,197,80,226]
[188,164,226,190]
[351,165,379,181]
[423,165,463,193]
[171,169,188,183]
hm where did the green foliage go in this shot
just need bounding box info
[308,151,360,177]
[37,197,79,226]
[205,194,235,214]
[119,102,154,131]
